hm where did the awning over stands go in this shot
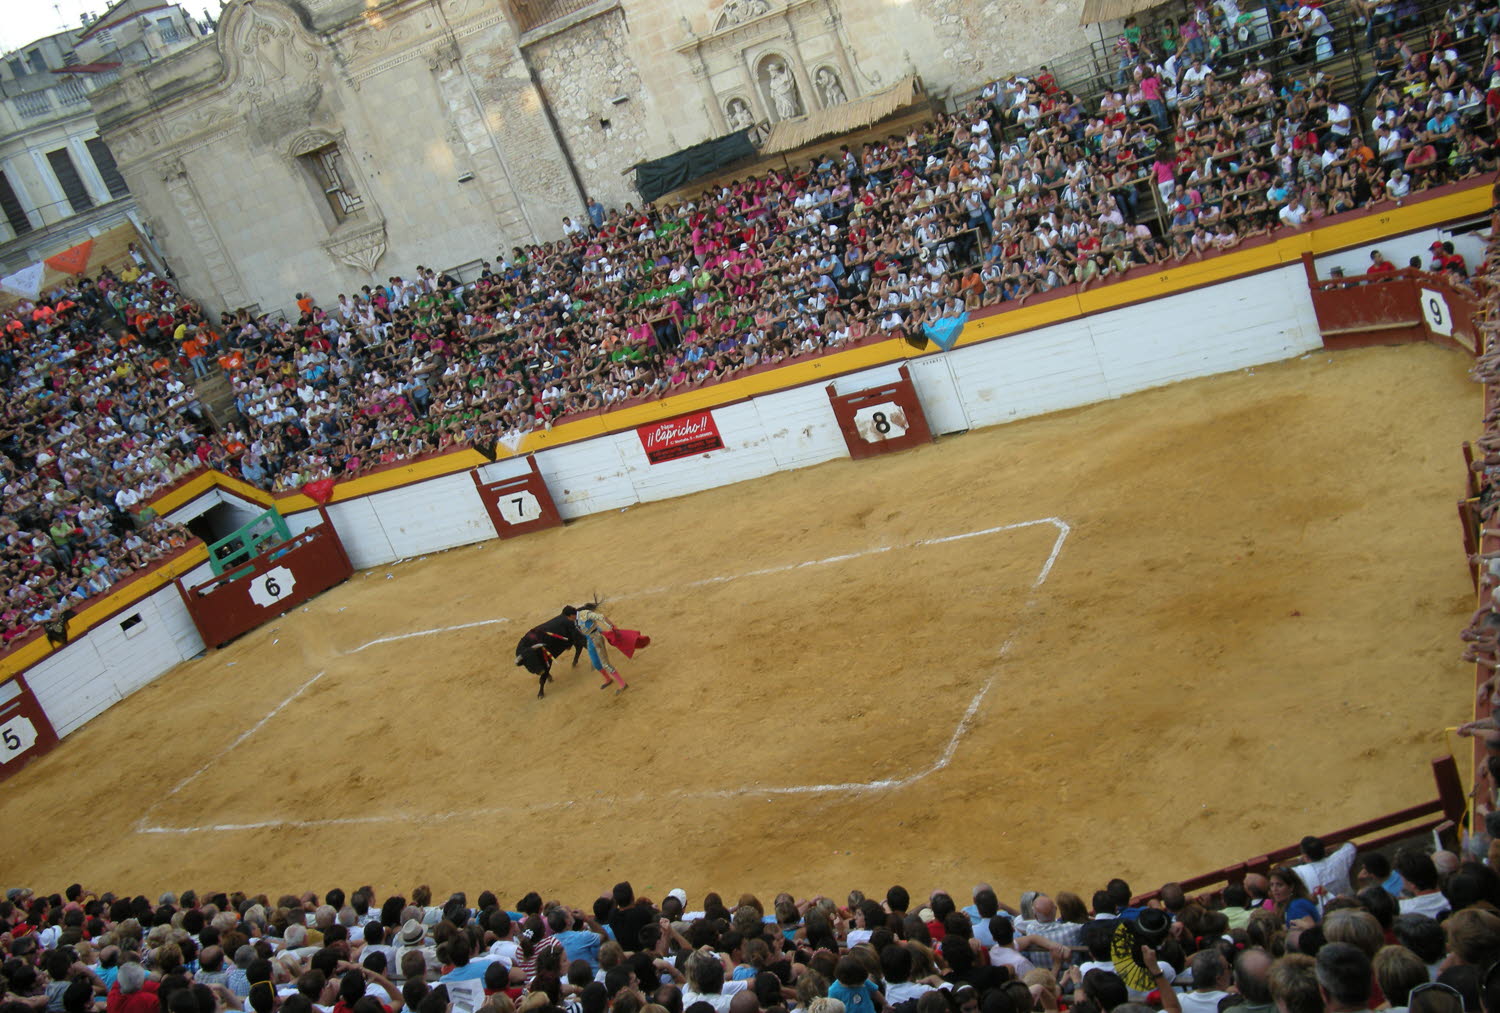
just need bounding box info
[634,129,758,204]
[51,62,122,74]
[759,75,924,156]
[1078,0,1168,25]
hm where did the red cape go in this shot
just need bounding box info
[603,628,650,658]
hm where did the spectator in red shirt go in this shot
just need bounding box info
[107,964,159,1013]
[1367,250,1397,275]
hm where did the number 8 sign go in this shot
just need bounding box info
[249,565,297,608]
[852,402,910,443]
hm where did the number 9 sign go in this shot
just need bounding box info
[1420,288,1452,337]
[852,402,910,443]
[249,565,297,608]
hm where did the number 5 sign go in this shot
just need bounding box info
[0,676,58,782]
[0,715,37,763]
[248,566,297,608]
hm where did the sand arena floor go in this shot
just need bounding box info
[0,343,1482,904]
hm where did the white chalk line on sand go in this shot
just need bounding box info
[135,518,1070,834]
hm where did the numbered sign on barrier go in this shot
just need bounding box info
[827,365,935,460]
[248,566,296,608]
[472,457,564,539]
[497,490,543,525]
[0,676,58,783]
[1421,288,1453,336]
[852,402,910,443]
[176,521,354,649]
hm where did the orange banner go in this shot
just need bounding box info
[44,239,94,276]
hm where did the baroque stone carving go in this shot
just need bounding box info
[287,129,340,158]
[714,0,771,30]
[321,220,388,274]
[222,0,321,105]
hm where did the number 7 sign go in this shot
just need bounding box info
[471,460,564,540]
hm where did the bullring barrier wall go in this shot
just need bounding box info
[5,182,1490,752]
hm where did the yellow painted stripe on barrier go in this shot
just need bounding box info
[0,544,210,678]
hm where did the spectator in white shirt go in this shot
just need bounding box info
[1178,951,1232,1013]
[1292,836,1357,906]
[1395,849,1452,919]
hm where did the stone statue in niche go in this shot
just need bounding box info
[766,60,801,119]
[816,67,847,105]
[726,97,754,130]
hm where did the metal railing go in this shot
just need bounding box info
[510,0,599,34]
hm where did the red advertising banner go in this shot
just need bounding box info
[637,410,724,464]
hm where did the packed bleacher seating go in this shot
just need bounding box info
[1,0,1495,646]
[1,855,1497,1013]
[0,266,205,649]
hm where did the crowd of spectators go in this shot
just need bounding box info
[193,0,1500,494]
[1,844,1497,1013]
[1,0,1496,645]
[0,260,209,651]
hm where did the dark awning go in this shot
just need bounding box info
[634,129,759,204]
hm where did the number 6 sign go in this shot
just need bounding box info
[248,565,297,608]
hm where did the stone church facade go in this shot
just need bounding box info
[90,0,1093,315]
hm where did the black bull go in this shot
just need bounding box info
[515,614,587,697]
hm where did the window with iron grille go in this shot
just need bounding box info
[86,138,128,199]
[46,148,94,213]
[0,172,32,236]
[303,144,362,220]
[157,18,181,44]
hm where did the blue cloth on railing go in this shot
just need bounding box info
[923,313,968,352]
